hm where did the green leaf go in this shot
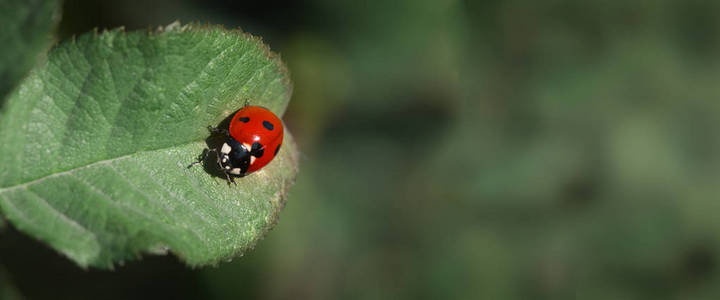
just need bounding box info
[0,23,297,268]
[0,0,60,104]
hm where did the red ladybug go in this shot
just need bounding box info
[197,104,284,183]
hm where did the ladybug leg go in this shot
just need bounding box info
[243,98,250,107]
[211,147,225,170]
[207,125,230,136]
[224,172,237,186]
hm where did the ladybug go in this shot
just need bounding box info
[193,103,284,184]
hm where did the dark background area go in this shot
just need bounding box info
[3,0,720,299]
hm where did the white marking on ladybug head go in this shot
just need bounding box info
[222,157,227,163]
[221,143,232,154]
[229,168,242,175]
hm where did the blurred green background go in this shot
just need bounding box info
[4,0,720,299]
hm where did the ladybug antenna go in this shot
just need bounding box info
[187,148,214,168]
[244,98,250,107]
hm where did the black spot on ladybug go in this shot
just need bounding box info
[237,117,250,123]
[251,142,264,158]
[274,143,281,156]
[262,120,274,131]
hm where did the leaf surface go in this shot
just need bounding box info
[0,23,297,268]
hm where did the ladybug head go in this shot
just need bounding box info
[218,137,251,177]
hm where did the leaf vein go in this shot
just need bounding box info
[23,187,99,244]
[0,151,136,193]
[104,163,206,245]
[131,161,216,236]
